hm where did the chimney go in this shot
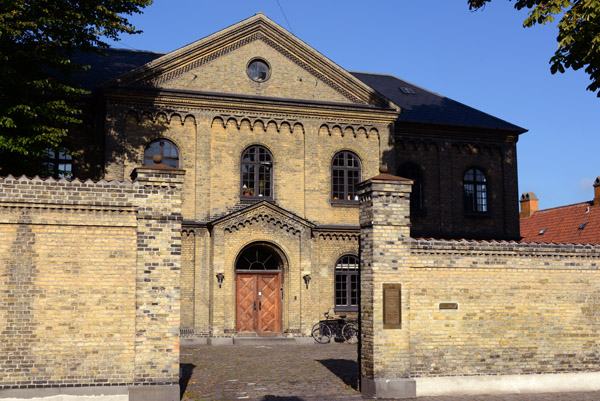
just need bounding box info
[520,192,538,219]
[594,177,600,206]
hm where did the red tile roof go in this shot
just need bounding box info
[520,201,600,245]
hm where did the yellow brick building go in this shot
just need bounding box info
[65,13,525,339]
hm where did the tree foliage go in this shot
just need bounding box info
[468,0,600,97]
[0,0,152,174]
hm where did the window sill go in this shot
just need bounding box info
[334,306,358,313]
[331,200,359,207]
[240,196,273,202]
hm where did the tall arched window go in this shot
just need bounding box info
[335,255,359,311]
[398,162,424,213]
[332,151,361,202]
[464,168,488,213]
[144,139,179,168]
[241,145,273,199]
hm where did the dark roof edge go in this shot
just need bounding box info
[396,120,527,137]
[103,47,165,56]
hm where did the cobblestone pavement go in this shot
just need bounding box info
[180,342,600,401]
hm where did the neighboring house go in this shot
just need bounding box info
[54,13,526,338]
[520,177,600,245]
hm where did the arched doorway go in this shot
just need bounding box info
[235,243,284,336]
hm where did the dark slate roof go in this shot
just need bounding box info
[68,48,525,132]
[350,71,526,133]
[70,48,163,91]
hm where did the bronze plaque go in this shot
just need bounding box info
[439,303,458,310]
[383,284,401,329]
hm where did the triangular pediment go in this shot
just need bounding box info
[103,13,395,108]
[212,201,315,235]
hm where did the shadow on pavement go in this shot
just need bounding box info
[317,358,359,389]
[179,363,195,400]
[261,397,305,401]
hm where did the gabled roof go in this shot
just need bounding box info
[211,200,315,232]
[351,72,526,133]
[520,201,600,245]
[98,13,394,109]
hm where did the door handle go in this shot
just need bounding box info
[253,301,256,311]
[259,301,261,310]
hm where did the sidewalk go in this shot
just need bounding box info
[180,342,600,401]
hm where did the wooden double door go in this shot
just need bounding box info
[236,273,282,336]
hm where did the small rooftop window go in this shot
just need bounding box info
[400,87,415,95]
[538,229,547,235]
[579,222,588,230]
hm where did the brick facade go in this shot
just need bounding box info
[93,14,522,340]
[1,13,525,349]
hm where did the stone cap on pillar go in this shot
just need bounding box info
[130,155,185,181]
[359,165,413,185]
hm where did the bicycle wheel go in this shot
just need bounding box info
[311,322,332,344]
[342,322,359,344]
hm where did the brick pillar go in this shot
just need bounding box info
[357,166,415,399]
[130,162,185,401]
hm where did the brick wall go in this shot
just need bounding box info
[358,173,600,398]
[0,165,184,399]
[408,239,600,376]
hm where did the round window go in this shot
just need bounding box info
[247,59,270,82]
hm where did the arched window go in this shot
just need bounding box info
[332,151,361,202]
[42,147,73,178]
[236,244,282,271]
[335,255,359,311]
[144,139,179,168]
[241,145,273,199]
[398,162,424,213]
[464,168,488,213]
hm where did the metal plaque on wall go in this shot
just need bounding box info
[383,283,401,329]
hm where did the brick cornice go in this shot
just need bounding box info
[105,87,399,125]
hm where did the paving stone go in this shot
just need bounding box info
[180,343,600,401]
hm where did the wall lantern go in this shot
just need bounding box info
[303,273,311,289]
[216,273,225,288]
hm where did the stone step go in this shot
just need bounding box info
[233,336,299,345]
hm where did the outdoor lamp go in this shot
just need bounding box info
[216,273,225,288]
[303,273,311,289]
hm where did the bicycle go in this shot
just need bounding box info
[311,308,359,344]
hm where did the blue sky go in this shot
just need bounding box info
[107,0,598,210]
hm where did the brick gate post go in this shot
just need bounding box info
[357,166,415,399]
[130,161,185,401]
